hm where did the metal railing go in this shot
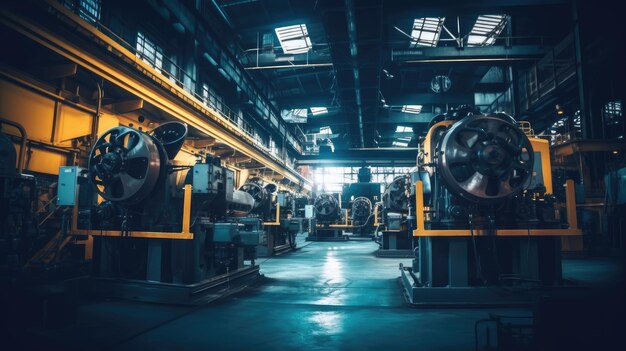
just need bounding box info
[518,34,576,111]
[58,0,302,165]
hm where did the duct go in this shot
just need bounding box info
[345,0,365,148]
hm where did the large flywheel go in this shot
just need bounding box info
[383,175,409,212]
[438,114,534,203]
[239,182,268,209]
[351,197,372,221]
[88,126,161,204]
[314,194,339,221]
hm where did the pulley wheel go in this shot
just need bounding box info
[314,194,339,219]
[438,114,533,203]
[352,197,372,221]
[240,182,268,209]
[384,176,408,211]
[89,126,161,204]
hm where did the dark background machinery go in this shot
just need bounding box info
[1,119,83,278]
[341,167,380,237]
[376,174,416,257]
[239,179,300,256]
[307,193,346,241]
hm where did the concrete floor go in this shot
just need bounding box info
[8,236,624,350]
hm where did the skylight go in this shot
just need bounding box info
[410,17,445,48]
[395,126,412,133]
[310,107,328,115]
[281,109,308,123]
[275,24,312,54]
[319,126,332,135]
[467,15,508,47]
[401,105,423,114]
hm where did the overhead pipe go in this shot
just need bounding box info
[345,0,365,148]
[244,63,334,70]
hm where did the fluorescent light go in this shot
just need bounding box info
[395,126,412,133]
[410,17,445,48]
[392,141,409,147]
[467,15,508,47]
[401,105,423,114]
[310,107,328,115]
[275,24,312,54]
[319,126,332,135]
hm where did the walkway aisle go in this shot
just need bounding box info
[117,240,501,351]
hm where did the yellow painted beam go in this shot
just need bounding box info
[412,180,582,237]
[0,5,308,186]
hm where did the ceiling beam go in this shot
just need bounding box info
[392,45,548,63]
[384,92,474,106]
[274,93,335,108]
[302,111,436,129]
[104,98,144,114]
[298,148,417,167]
[38,63,77,80]
[385,0,568,21]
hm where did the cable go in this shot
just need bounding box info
[469,213,484,284]
[488,213,500,281]
[526,220,532,279]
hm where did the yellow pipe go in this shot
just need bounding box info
[412,180,581,237]
[565,179,578,230]
[373,206,380,227]
[415,181,425,233]
[263,203,281,226]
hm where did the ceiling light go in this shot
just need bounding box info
[275,24,312,54]
[401,105,423,114]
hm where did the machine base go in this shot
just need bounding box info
[306,227,347,241]
[258,242,296,257]
[83,265,260,305]
[399,264,585,307]
[376,249,414,258]
[305,235,348,242]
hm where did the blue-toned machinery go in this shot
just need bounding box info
[239,179,302,256]
[59,122,260,304]
[306,193,347,241]
[341,167,380,237]
[375,174,416,257]
[400,107,582,305]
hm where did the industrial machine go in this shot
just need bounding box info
[341,167,381,237]
[306,193,349,241]
[373,174,416,257]
[61,122,261,304]
[0,121,38,272]
[400,107,582,305]
[239,179,299,256]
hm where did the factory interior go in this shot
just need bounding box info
[0,0,624,349]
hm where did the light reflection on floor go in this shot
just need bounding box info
[307,311,344,336]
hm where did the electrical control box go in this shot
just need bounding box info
[57,166,86,206]
[304,205,314,219]
[277,192,288,207]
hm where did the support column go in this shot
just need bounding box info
[572,0,593,140]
